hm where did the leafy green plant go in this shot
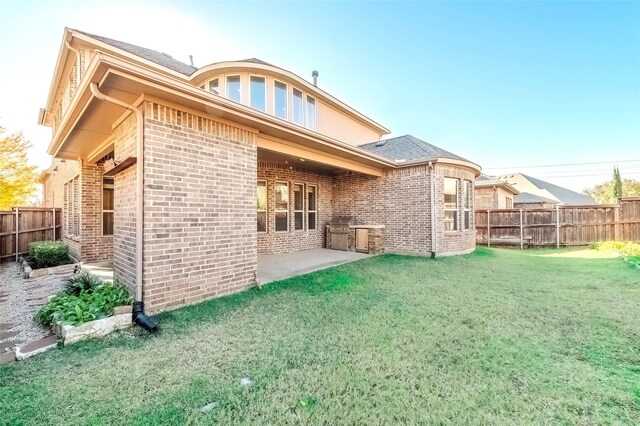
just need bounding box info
[35,278,132,327]
[592,241,640,269]
[28,240,71,269]
[63,272,103,296]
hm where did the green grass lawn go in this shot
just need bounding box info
[2,247,639,425]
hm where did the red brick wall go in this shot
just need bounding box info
[257,162,333,254]
[140,101,258,312]
[435,165,476,256]
[79,160,113,263]
[332,165,433,254]
[113,114,138,294]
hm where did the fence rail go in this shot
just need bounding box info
[475,197,640,248]
[0,207,62,261]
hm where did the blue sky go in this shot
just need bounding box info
[1,1,639,191]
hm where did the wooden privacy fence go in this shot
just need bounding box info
[476,197,640,248]
[0,207,62,261]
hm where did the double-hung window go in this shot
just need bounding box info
[444,178,458,231]
[257,180,267,232]
[292,88,304,125]
[250,76,266,111]
[102,177,114,236]
[463,180,471,230]
[293,183,304,230]
[307,185,317,230]
[226,75,241,102]
[275,181,289,232]
[306,96,316,130]
[274,81,288,119]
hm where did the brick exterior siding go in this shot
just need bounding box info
[257,162,333,254]
[333,165,433,254]
[139,101,258,312]
[436,165,476,256]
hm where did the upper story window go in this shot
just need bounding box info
[250,76,266,111]
[306,96,316,130]
[274,81,288,119]
[226,75,241,102]
[208,78,219,95]
[292,88,304,125]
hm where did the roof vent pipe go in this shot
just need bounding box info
[312,70,319,86]
[189,55,194,67]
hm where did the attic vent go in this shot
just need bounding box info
[375,140,388,147]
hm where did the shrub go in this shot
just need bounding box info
[63,272,104,296]
[592,241,640,269]
[28,240,71,269]
[35,279,132,327]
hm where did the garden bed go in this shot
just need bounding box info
[53,305,132,345]
[21,240,77,278]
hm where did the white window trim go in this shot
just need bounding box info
[207,78,219,95]
[102,177,114,236]
[225,74,242,103]
[292,87,304,126]
[293,182,305,232]
[444,177,459,232]
[307,184,318,231]
[273,79,288,120]
[248,75,267,112]
[463,180,472,230]
[305,95,317,131]
[274,181,289,233]
[257,180,267,234]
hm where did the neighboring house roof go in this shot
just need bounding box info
[73,29,198,76]
[495,173,595,205]
[475,174,519,194]
[358,135,470,164]
[513,192,560,205]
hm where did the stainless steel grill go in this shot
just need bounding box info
[328,216,354,251]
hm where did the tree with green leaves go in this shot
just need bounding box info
[584,174,640,204]
[613,166,623,200]
[0,126,38,209]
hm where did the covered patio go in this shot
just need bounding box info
[257,248,369,285]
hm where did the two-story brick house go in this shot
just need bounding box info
[39,28,481,313]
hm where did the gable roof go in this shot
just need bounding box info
[475,174,519,194]
[514,192,560,205]
[495,173,596,205]
[72,29,197,76]
[358,135,470,163]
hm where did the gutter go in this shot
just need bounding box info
[89,82,158,333]
[429,161,437,258]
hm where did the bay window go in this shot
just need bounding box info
[444,178,458,231]
[292,88,303,125]
[306,96,316,130]
[274,81,288,119]
[226,75,241,102]
[250,76,266,111]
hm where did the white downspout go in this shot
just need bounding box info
[429,161,437,258]
[65,41,81,86]
[89,83,145,307]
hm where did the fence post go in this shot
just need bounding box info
[14,207,19,262]
[556,205,560,248]
[520,209,524,250]
[614,204,621,241]
[487,210,491,247]
[52,207,56,241]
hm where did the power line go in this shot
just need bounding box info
[534,171,640,179]
[483,159,640,170]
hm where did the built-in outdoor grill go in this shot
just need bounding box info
[328,216,354,251]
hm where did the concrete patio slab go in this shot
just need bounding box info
[82,261,114,282]
[257,248,369,285]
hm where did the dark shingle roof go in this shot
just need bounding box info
[358,135,470,163]
[73,29,197,76]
